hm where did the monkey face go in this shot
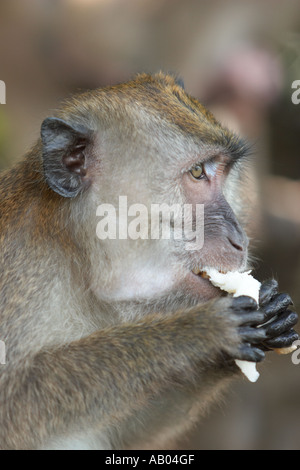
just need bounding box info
[40,73,251,312]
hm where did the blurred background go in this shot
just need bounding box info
[0,0,299,450]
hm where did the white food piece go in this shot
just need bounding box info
[204,268,261,304]
[205,268,261,383]
[234,360,260,383]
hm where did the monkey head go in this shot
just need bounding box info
[40,73,251,315]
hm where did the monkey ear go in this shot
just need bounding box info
[41,117,93,198]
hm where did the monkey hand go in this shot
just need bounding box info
[218,295,268,364]
[217,280,298,365]
[257,279,299,352]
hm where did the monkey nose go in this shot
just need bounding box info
[227,232,249,252]
[227,237,243,251]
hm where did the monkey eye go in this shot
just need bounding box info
[190,163,205,180]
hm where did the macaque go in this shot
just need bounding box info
[0,73,298,449]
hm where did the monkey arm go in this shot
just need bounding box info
[0,301,253,450]
[0,287,297,449]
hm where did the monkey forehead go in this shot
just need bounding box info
[58,73,248,167]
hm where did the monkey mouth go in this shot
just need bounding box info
[191,267,227,278]
[188,266,224,300]
[191,267,208,278]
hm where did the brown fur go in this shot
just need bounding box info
[0,73,253,449]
